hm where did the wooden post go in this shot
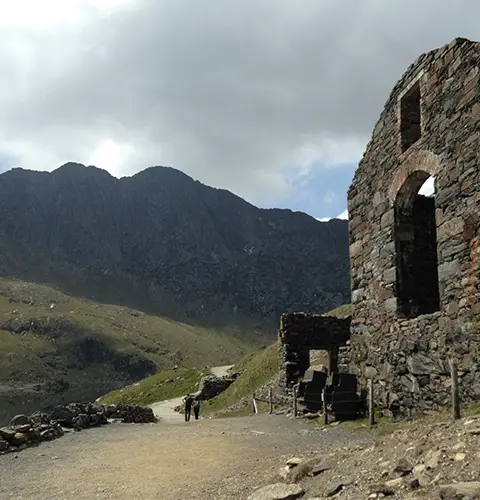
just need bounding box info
[269,387,273,414]
[449,359,460,420]
[322,388,328,425]
[293,384,298,417]
[368,379,375,426]
[252,391,258,414]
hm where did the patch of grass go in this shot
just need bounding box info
[324,303,351,318]
[98,367,210,406]
[204,342,279,414]
[467,402,480,416]
[334,415,399,436]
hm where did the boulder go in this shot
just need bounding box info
[439,482,480,499]
[197,373,238,400]
[247,483,304,500]
[11,432,28,446]
[49,406,74,426]
[0,428,16,442]
[9,415,31,427]
[392,458,413,477]
[0,439,8,452]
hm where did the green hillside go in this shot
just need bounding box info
[98,367,211,406]
[0,276,259,423]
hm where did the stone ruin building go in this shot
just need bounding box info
[348,37,479,416]
[279,38,479,418]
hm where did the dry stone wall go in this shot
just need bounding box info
[347,38,480,417]
[0,402,156,455]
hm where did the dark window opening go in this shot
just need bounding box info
[394,174,440,318]
[400,81,421,152]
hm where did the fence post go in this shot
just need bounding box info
[293,384,298,417]
[322,388,328,425]
[449,359,460,420]
[368,378,375,426]
[269,387,273,415]
[252,391,258,414]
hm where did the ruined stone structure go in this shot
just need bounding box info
[347,38,480,416]
[278,313,351,389]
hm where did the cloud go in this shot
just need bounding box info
[316,209,348,223]
[0,0,478,207]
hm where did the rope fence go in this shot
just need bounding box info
[251,358,463,425]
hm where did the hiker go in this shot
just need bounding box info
[184,394,193,422]
[193,396,200,420]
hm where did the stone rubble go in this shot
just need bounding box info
[254,410,480,499]
[0,402,156,455]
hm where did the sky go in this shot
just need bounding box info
[0,1,477,220]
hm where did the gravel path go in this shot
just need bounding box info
[148,364,234,423]
[0,414,372,499]
[149,396,185,423]
[210,365,234,377]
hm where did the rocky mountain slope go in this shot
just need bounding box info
[0,163,349,334]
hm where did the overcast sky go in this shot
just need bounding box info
[0,1,478,220]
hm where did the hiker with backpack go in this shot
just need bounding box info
[183,394,193,422]
[193,396,200,420]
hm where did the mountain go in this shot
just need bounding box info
[0,163,350,334]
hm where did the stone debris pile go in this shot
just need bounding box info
[0,402,156,455]
[253,411,480,499]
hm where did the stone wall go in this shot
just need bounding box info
[0,402,156,455]
[347,37,480,417]
[278,313,351,389]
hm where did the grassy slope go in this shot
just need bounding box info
[98,367,211,406]
[204,343,279,413]
[324,303,352,318]
[0,277,256,384]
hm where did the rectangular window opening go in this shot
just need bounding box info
[400,81,422,152]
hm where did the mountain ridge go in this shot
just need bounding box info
[0,163,350,334]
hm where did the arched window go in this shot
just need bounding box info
[394,173,440,318]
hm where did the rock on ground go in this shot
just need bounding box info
[247,483,305,500]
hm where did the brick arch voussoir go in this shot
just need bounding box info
[388,150,442,207]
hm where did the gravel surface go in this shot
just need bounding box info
[0,414,372,499]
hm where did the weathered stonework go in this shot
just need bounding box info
[278,313,351,389]
[348,38,480,417]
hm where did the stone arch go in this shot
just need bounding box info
[388,150,441,207]
[393,160,441,318]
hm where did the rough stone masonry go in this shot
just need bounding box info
[278,313,351,390]
[347,38,480,417]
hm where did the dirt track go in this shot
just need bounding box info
[0,414,371,499]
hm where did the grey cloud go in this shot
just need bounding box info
[1,0,478,204]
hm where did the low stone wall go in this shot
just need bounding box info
[0,402,156,455]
